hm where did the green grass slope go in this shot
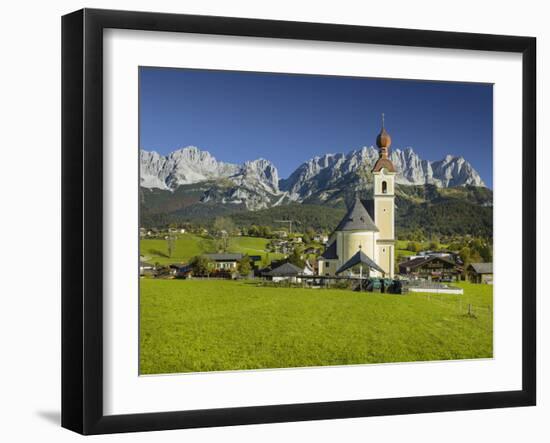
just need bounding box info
[140,280,493,374]
[140,234,284,266]
[228,236,284,264]
[140,233,217,265]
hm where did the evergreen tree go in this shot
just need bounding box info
[190,255,213,276]
[237,255,252,277]
[287,249,305,269]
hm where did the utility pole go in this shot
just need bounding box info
[275,219,298,234]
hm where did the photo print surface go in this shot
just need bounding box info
[138,67,493,375]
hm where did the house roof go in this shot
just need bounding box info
[320,241,338,259]
[398,256,430,269]
[173,264,192,273]
[469,262,493,274]
[265,262,303,277]
[398,255,457,270]
[204,253,244,261]
[334,197,379,232]
[335,250,385,275]
[259,259,286,274]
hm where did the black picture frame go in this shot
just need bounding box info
[62,8,536,435]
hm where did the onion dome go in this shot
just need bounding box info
[372,113,396,173]
[376,128,392,150]
[376,113,392,152]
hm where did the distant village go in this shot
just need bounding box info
[140,121,492,295]
[140,225,491,294]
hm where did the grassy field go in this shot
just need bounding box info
[227,236,284,264]
[140,233,216,265]
[140,234,284,265]
[140,279,492,374]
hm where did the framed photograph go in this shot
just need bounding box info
[62,8,536,435]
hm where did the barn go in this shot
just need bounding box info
[467,263,493,284]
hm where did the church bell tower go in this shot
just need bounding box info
[372,114,396,277]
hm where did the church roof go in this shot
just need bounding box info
[362,198,375,221]
[334,197,379,232]
[372,157,396,173]
[335,250,385,275]
[320,241,338,259]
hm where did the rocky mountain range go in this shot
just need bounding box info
[140,145,486,210]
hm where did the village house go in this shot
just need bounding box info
[304,246,321,255]
[269,239,292,255]
[303,260,315,276]
[407,250,463,264]
[139,261,155,276]
[204,253,262,272]
[263,261,314,283]
[204,253,244,271]
[314,234,329,244]
[467,263,493,284]
[170,263,193,279]
[398,255,463,281]
[264,262,303,283]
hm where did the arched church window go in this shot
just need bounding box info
[382,181,388,194]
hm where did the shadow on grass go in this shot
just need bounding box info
[149,249,169,258]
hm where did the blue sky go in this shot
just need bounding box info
[139,67,493,188]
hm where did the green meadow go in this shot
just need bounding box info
[140,234,284,266]
[139,279,492,374]
[227,236,284,263]
[140,233,215,264]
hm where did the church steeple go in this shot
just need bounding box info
[376,113,392,157]
[372,113,396,173]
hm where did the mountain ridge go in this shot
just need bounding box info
[140,145,487,211]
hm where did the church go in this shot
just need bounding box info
[318,117,396,279]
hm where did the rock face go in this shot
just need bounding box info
[430,154,486,187]
[391,147,435,185]
[140,147,282,210]
[140,147,240,190]
[279,146,485,201]
[391,148,485,187]
[279,148,376,201]
[140,145,486,210]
